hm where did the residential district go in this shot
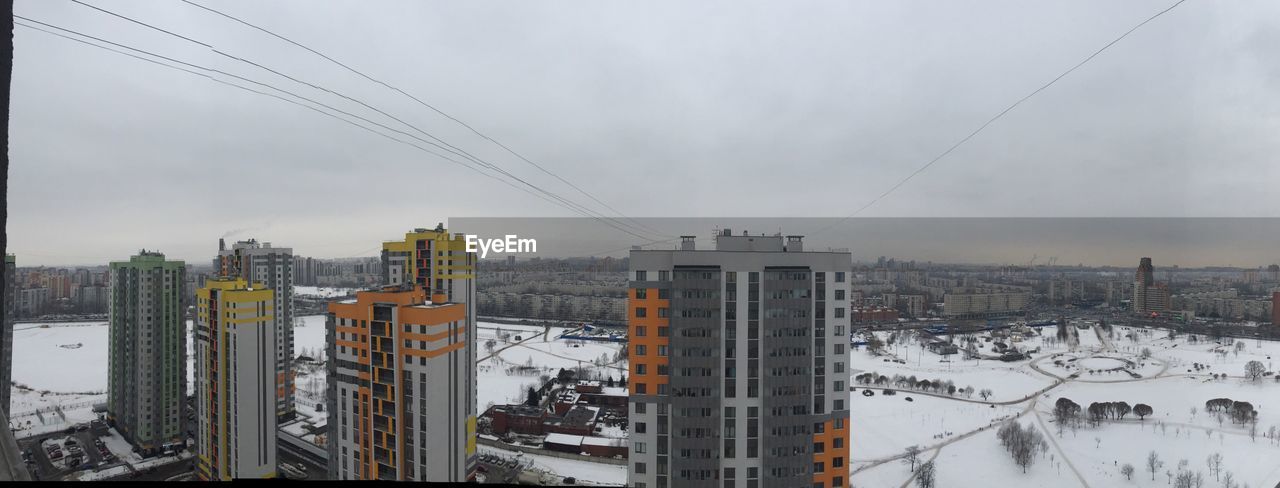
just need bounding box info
[2,227,1279,486]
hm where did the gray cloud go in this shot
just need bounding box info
[9,0,1280,266]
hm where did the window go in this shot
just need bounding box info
[834,308,845,318]
[635,443,647,454]
[636,364,647,375]
[636,326,647,337]
[636,271,647,281]
[636,289,648,299]
[833,437,844,448]
[636,345,647,356]
[635,402,647,414]
[659,270,670,281]
[636,383,647,394]
[835,272,845,282]
[636,307,648,318]
[635,422,647,433]
[635,462,647,474]
[658,288,670,299]
[658,345,668,357]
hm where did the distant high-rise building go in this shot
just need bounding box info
[628,231,851,488]
[1133,257,1169,315]
[1272,292,1279,325]
[2,255,15,416]
[195,278,278,480]
[216,239,296,421]
[108,251,187,455]
[327,229,477,481]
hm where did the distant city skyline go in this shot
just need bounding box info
[10,217,1280,269]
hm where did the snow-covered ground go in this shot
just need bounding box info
[850,392,1020,461]
[11,321,109,393]
[850,324,1280,487]
[9,321,110,436]
[478,445,625,486]
[294,286,357,298]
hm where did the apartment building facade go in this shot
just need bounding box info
[216,239,296,420]
[628,232,851,488]
[194,278,277,479]
[326,228,477,481]
[107,251,187,454]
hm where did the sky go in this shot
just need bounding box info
[8,0,1280,266]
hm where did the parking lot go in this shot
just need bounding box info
[18,419,124,481]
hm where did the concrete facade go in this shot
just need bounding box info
[195,278,278,479]
[327,229,477,482]
[628,232,851,488]
[107,251,187,454]
[216,239,296,421]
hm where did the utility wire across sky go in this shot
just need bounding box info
[810,0,1191,238]
[14,14,665,245]
[53,0,668,244]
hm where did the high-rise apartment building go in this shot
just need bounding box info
[628,231,852,488]
[1133,257,1170,315]
[108,251,187,455]
[216,239,296,420]
[195,278,278,480]
[1272,292,1279,325]
[326,228,477,481]
[2,255,14,416]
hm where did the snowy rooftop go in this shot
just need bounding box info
[544,433,584,446]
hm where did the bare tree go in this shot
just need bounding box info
[1244,360,1265,381]
[1147,451,1163,481]
[997,421,1048,474]
[915,460,936,488]
[902,445,921,472]
[979,389,993,401]
[1121,463,1135,480]
[1221,471,1235,488]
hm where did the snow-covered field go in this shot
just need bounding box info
[294,286,357,298]
[12,321,108,393]
[850,324,1280,487]
[849,392,1021,461]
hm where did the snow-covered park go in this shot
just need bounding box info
[850,324,1280,487]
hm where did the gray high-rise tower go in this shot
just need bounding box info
[628,231,852,488]
[216,239,296,420]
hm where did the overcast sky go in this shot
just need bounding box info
[8,0,1280,266]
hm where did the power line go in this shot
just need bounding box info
[177,0,667,239]
[65,1,663,242]
[14,17,592,221]
[812,0,1190,237]
[22,12,657,244]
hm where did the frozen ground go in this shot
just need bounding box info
[849,391,1020,461]
[11,321,108,393]
[478,445,625,486]
[850,324,1280,487]
[294,286,357,298]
